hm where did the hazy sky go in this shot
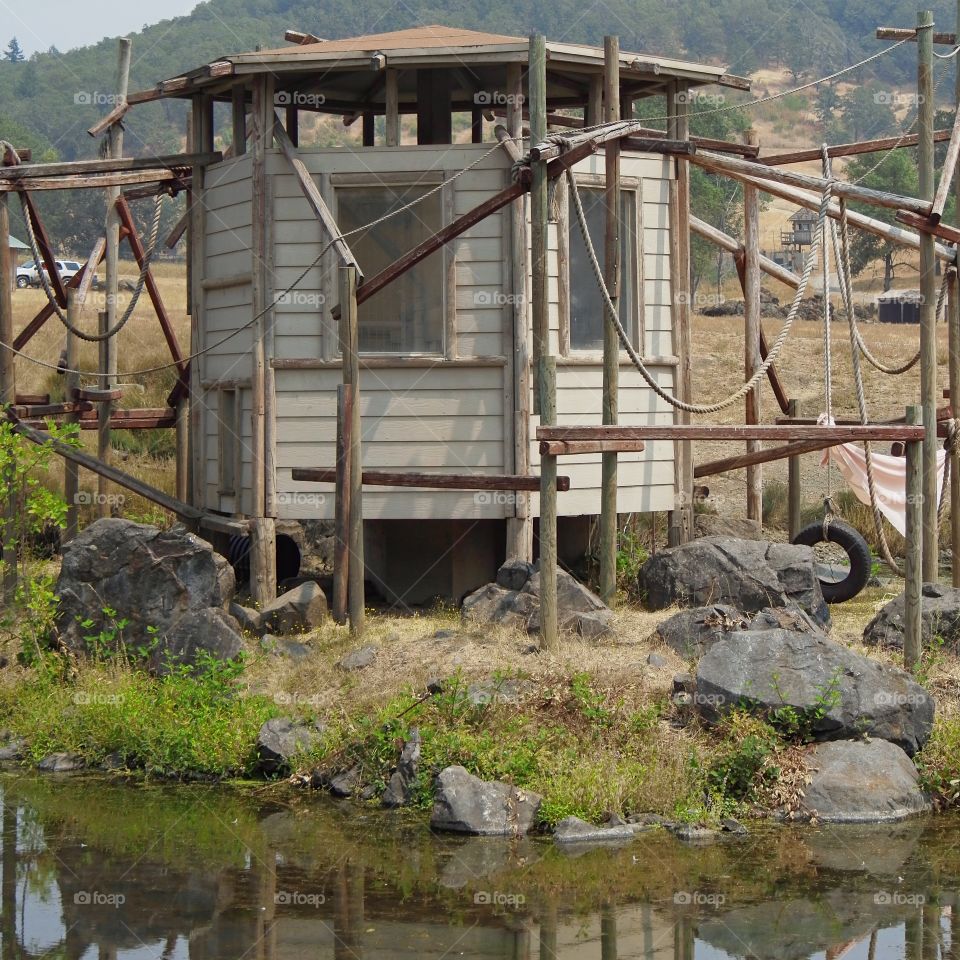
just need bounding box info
[3,0,203,56]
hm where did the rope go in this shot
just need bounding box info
[821,147,834,429]
[568,168,829,414]
[20,192,165,342]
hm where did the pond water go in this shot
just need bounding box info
[2,772,959,959]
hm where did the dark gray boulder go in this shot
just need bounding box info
[695,629,934,756]
[430,765,542,836]
[382,728,421,808]
[256,717,325,776]
[38,752,85,773]
[639,537,829,627]
[338,644,378,672]
[259,582,327,635]
[553,815,636,845]
[655,604,748,659]
[55,518,240,668]
[463,564,612,637]
[864,582,960,651]
[799,739,929,823]
[229,602,262,636]
[329,765,361,798]
[496,558,535,591]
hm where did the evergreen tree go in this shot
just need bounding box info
[4,37,25,63]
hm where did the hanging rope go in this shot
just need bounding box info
[20,192,165,343]
[568,168,830,414]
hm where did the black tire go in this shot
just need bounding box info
[791,519,871,604]
[15,276,27,288]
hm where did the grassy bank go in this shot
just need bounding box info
[2,592,960,828]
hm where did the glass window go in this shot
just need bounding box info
[568,184,638,351]
[336,184,444,354]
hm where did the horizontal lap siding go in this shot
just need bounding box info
[529,363,676,515]
[274,366,508,520]
[201,155,255,513]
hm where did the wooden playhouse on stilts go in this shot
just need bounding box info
[154,25,752,606]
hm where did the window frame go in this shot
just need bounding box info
[564,173,644,358]
[331,171,451,358]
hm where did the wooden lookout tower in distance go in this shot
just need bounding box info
[149,25,750,606]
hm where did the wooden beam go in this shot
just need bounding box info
[272,114,363,279]
[0,152,222,181]
[21,193,68,307]
[876,27,957,43]
[115,197,186,375]
[759,129,952,166]
[0,169,196,192]
[743,183,762,524]
[529,119,695,162]
[537,424,926,442]
[285,29,324,44]
[542,440,645,456]
[896,209,960,243]
[332,383,352,624]
[932,107,960,224]
[717,169,956,262]
[904,404,923,670]
[293,468,571,491]
[87,101,130,138]
[694,150,934,217]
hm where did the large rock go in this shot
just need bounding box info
[430,765,542,836]
[639,537,829,627]
[55,518,240,669]
[462,563,612,637]
[694,515,763,541]
[654,604,748,659]
[695,629,934,756]
[259,582,328,635]
[799,739,929,823]
[864,582,960,651]
[553,815,636,845]
[256,717,325,777]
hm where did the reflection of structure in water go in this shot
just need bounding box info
[1,781,959,959]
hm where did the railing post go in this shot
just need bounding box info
[539,356,558,650]
[905,404,924,672]
[787,398,801,540]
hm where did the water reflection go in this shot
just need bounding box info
[1,774,959,959]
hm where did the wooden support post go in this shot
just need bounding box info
[362,111,375,147]
[668,81,694,546]
[529,35,548,414]
[285,106,299,147]
[99,36,131,518]
[905,405,924,672]
[953,2,960,587]
[539,356,558,650]
[175,398,189,504]
[0,189,15,601]
[586,75,603,127]
[340,266,364,634]
[744,183,763,524]
[64,290,80,542]
[600,36,620,606]
[787,398,801,540]
[385,69,400,147]
[250,74,277,605]
[505,61,533,562]
[333,383,352,624]
[232,84,247,155]
[918,10,939,581]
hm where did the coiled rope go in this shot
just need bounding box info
[20,191,165,342]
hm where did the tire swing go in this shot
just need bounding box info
[791,512,871,603]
